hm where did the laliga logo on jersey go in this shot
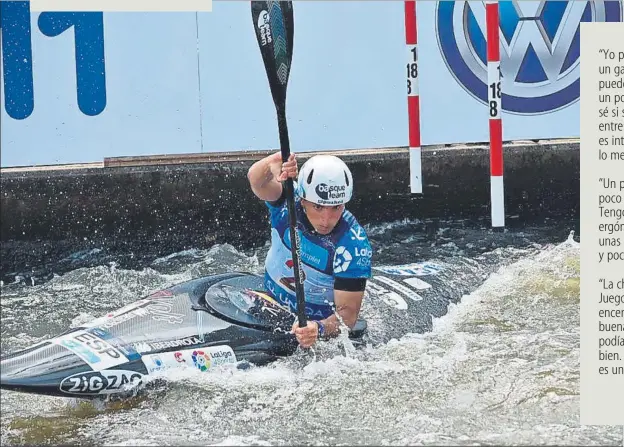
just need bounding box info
[436,1,622,115]
[334,246,352,273]
[355,247,372,258]
[316,183,346,202]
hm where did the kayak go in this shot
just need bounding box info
[0,263,448,399]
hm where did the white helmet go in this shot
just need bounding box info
[296,155,353,206]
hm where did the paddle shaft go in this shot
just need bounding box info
[276,105,307,327]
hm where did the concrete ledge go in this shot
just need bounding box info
[0,140,580,281]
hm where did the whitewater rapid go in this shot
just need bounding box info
[1,218,621,446]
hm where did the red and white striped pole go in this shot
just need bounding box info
[486,0,504,228]
[405,0,422,194]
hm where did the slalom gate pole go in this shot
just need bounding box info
[405,0,422,195]
[486,0,505,229]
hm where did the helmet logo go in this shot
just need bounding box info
[315,183,346,202]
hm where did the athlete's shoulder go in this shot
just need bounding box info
[337,209,371,247]
[264,182,301,211]
[264,190,289,229]
[333,209,372,278]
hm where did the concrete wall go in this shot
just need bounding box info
[0,140,580,283]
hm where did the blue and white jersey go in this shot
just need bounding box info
[263,197,373,320]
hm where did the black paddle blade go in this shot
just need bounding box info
[251,1,294,111]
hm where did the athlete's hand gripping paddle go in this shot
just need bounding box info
[251,0,307,329]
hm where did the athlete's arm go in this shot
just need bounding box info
[318,288,365,336]
[291,278,366,347]
[292,288,365,348]
[247,152,297,202]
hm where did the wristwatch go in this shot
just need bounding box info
[317,321,326,340]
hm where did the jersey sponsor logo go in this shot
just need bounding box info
[356,256,371,268]
[350,227,366,241]
[59,370,143,395]
[333,246,352,273]
[283,229,328,270]
[354,247,372,258]
[266,278,328,318]
[374,262,442,277]
[301,251,322,267]
[55,329,128,370]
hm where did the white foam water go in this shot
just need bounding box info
[2,226,621,446]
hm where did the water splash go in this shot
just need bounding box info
[5,221,618,446]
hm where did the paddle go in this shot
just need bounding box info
[251,0,307,329]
